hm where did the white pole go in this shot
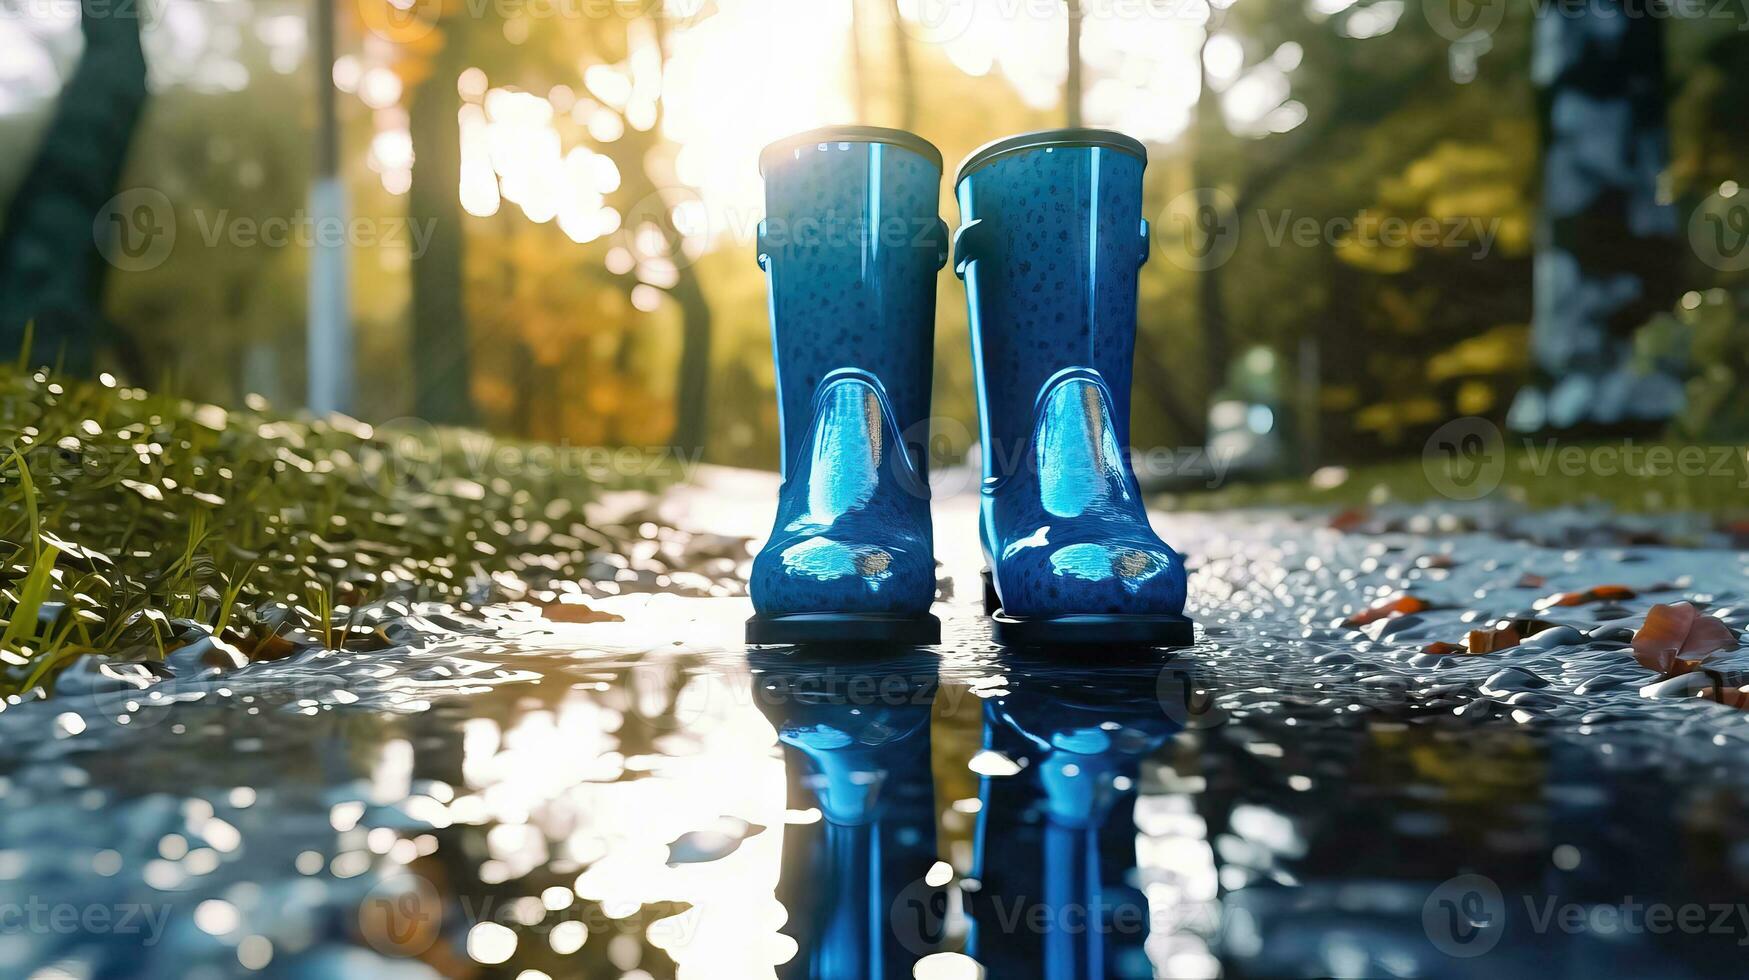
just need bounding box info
[307,0,352,415]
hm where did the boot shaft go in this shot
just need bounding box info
[759,127,947,477]
[953,132,1150,472]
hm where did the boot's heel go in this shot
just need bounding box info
[746,612,940,647]
[981,568,999,616]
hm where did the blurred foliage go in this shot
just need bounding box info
[1635,288,1749,440]
[0,361,663,695]
[2,0,1747,468]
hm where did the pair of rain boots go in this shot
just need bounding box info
[746,126,1192,649]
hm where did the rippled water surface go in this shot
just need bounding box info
[4,486,1749,979]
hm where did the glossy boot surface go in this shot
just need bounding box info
[748,127,947,646]
[954,131,1192,648]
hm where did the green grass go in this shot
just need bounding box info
[1164,437,1749,519]
[0,365,663,696]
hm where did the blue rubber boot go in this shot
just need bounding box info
[953,130,1193,648]
[747,127,947,646]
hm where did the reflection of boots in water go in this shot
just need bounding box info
[967,658,1181,980]
[748,650,943,979]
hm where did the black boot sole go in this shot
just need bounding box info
[746,612,941,647]
[981,568,1194,649]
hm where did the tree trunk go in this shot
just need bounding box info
[1064,0,1083,127]
[1191,31,1229,425]
[647,11,713,459]
[0,0,149,375]
[1515,0,1680,431]
[407,23,475,424]
[887,0,917,130]
[849,0,869,121]
[669,271,713,458]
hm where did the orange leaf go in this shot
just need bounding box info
[1466,625,1521,654]
[1538,584,1639,609]
[1696,688,1749,709]
[1632,602,1740,675]
[1423,641,1466,656]
[542,600,623,624]
[1343,595,1431,628]
[1328,508,1369,532]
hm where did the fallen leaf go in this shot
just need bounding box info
[1496,617,1563,638]
[1466,625,1521,654]
[542,600,623,624]
[1343,595,1431,628]
[1537,585,1637,609]
[245,631,302,662]
[1631,602,1740,675]
[1515,573,1546,589]
[1695,687,1749,709]
[1422,641,1466,656]
[1328,508,1369,532]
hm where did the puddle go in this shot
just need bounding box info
[2,508,1748,978]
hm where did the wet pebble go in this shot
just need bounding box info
[1480,667,1550,695]
[1640,673,1713,699]
[1574,673,1637,695]
[1522,626,1585,649]
[1454,697,1500,720]
[166,636,248,673]
[1363,614,1425,640]
[1587,625,1637,643]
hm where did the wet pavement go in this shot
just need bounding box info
[3,467,1748,979]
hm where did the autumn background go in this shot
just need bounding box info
[2,0,1747,482]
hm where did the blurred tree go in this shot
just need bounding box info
[886,0,918,130]
[1511,0,1682,432]
[1182,2,1453,446]
[0,0,149,375]
[407,17,476,425]
[1066,0,1083,126]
